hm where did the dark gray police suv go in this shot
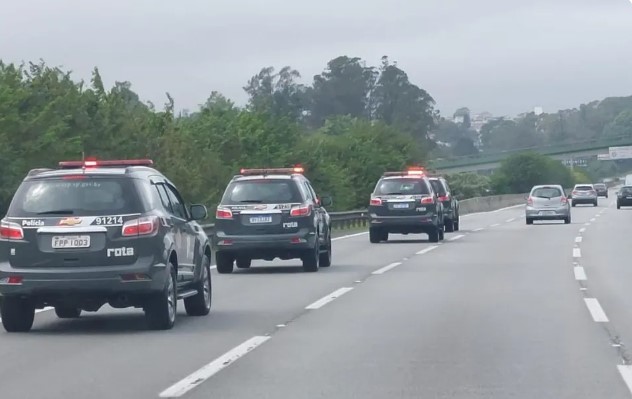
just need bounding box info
[212,167,333,273]
[0,159,212,332]
[368,168,445,243]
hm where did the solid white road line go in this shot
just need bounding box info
[158,336,271,398]
[305,287,354,310]
[617,365,632,396]
[372,262,402,275]
[573,248,582,258]
[332,231,368,241]
[505,218,515,222]
[416,246,439,255]
[584,298,609,322]
[473,228,484,232]
[579,227,586,233]
[448,234,465,242]
[574,266,587,281]
[575,236,583,243]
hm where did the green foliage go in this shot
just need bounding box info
[443,173,491,200]
[490,152,574,194]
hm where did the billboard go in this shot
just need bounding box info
[597,153,611,161]
[609,146,632,160]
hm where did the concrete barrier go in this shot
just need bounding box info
[459,193,526,215]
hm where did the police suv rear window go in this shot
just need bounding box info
[429,179,446,195]
[8,177,144,217]
[374,178,431,195]
[222,179,303,204]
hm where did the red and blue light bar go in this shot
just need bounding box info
[58,159,154,169]
[383,167,426,177]
[239,166,305,176]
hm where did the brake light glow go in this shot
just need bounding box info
[290,204,312,217]
[0,220,24,240]
[572,191,578,195]
[370,198,383,206]
[239,167,304,175]
[561,196,568,204]
[58,159,154,169]
[527,196,534,206]
[216,208,233,219]
[0,276,23,285]
[122,216,159,237]
[438,195,450,201]
[406,167,425,175]
[421,197,435,204]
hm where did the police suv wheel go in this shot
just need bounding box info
[454,216,460,231]
[438,226,444,241]
[145,264,177,330]
[319,234,332,267]
[1,297,35,333]
[444,218,455,233]
[428,228,440,243]
[54,306,81,319]
[302,242,320,272]
[369,228,381,243]
[185,257,212,317]
[236,257,251,269]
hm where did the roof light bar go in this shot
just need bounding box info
[239,167,305,176]
[383,167,426,177]
[58,159,154,169]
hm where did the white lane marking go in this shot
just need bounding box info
[590,218,596,222]
[617,365,632,396]
[584,222,591,226]
[332,231,368,241]
[305,287,354,310]
[210,265,217,270]
[490,223,501,227]
[0,307,53,323]
[473,228,484,232]
[463,204,523,217]
[575,236,583,243]
[416,246,439,255]
[573,248,582,258]
[579,227,586,233]
[505,218,515,222]
[574,266,587,281]
[596,214,601,218]
[158,336,271,398]
[372,262,402,275]
[449,234,465,241]
[584,298,609,322]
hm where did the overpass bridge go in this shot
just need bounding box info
[427,136,632,174]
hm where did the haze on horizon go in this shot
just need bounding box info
[1,0,631,117]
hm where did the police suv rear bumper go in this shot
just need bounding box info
[212,229,317,259]
[369,214,440,233]
[0,256,168,299]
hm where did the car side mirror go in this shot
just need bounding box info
[189,204,208,221]
[320,196,333,207]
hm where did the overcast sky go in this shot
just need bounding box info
[1,0,632,117]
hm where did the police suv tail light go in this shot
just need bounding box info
[0,220,24,240]
[420,197,435,204]
[290,204,312,217]
[122,216,159,237]
[438,195,450,202]
[370,198,382,206]
[216,208,233,219]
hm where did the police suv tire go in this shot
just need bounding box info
[454,216,460,231]
[526,218,534,225]
[236,257,251,269]
[438,226,445,241]
[593,201,598,207]
[564,216,571,224]
[369,228,381,243]
[302,242,319,272]
[54,306,81,319]
[381,231,389,242]
[429,228,440,243]
[145,264,177,330]
[444,218,455,233]
[319,234,332,267]
[617,203,621,209]
[1,297,35,332]
[184,257,212,317]
[216,253,234,274]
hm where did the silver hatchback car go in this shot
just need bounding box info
[525,184,571,224]
[570,183,598,206]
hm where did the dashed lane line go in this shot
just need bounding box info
[573,247,582,258]
[584,298,609,323]
[617,366,632,396]
[574,266,587,281]
[372,262,402,275]
[575,236,583,243]
[416,246,439,255]
[490,223,501,227]
[473,228,484,232]
[448,234,465,242]
[305,287,354,310]
[158,336,271,398]
[505,218,515,222]
[579,227,586,233]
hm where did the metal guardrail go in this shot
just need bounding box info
[201,210,368,236]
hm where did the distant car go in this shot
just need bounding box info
[212,167,332,273]
[617,186,632,209]
[428,176,460,232]
[570,184,598,207]
[525,185,571,224]
[0,159,212,332]
[594,183,608,198]
[368,168,445,243]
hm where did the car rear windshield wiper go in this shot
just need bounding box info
[533,195,552,199]
[383,192,405,195]
[36,209,75,215]
[239,200,264,203]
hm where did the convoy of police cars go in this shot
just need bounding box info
[8,159,609,333]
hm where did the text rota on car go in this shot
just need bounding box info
[0,159,212,332]
[368,168,445,243]
[212,167,333,273]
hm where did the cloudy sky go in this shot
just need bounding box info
[1,0,632,117]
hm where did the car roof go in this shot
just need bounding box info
[574,183,594,187]
[232,174,296,181]
[25,166,160,181]
[531,184,563,189]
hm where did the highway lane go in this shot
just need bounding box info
[177,200,631,399]
[0,202,605,399]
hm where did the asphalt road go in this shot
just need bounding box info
[2,192,632,398]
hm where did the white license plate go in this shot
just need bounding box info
[52,235,90,249]
[249,216,272,224]
[539,211,555,216]
[392,203,409,209]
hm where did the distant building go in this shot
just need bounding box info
[534,106,544,116]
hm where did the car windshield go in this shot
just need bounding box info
[531,187,562,198]
[7,177,143,217]
[575,185,593,191]
[374,178,430,195]
[222,179,303,204]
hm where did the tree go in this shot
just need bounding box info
[244,66,307,121]
[490,152,574,194]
